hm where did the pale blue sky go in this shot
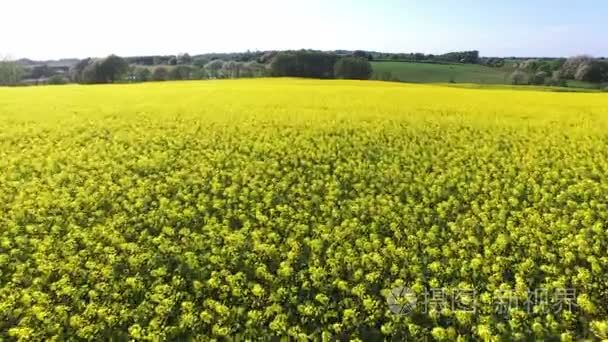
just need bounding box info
[1,0,606,60]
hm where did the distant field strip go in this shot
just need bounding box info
[372,61,511,84]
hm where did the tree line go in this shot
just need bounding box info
[70,56,269,84]
[0,51,373,86]
[509,56,608,86]
[268,51,372,80]
[2,50,608,87]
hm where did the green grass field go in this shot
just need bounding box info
[372,61,512,84]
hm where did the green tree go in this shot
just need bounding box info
[81,60,103,83]
[70,58,93,83]
[169,65,193,80]
[177,53,193,65]
[353,50,372,60]
[71,55,128,84]
[574,60,608,83]
[334,57,372,80]
[152,67,169,81]
[510,70,529,85]
[135,67,152,82]
[560,55,593,79]
[222,61,245,78]
[47,75,68,85]
[270,51,338,78]
[31,64,54,79]
[193,57,210,68]
[192,67,208,79]
[205,60,224,78]
[98,55,128,83]
[530,71,548,85]
[244,61,267,77]
[0,59,24,85]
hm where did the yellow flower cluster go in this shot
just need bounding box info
[0,79,607,340]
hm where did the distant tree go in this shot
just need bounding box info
[31,64,54,79]
[47,75,68,85]
[135,67,151,82]
[464,50,480,63]
[168,56,178,66]
[334,57,372,80]
[0,59,24,85]
[169,65,193,80]
[546,70,568,87]
[353,50,371,60]
[244,61,267,77]
[258,51,277,64]
[98,55,128,83]
[413,53,425,62]
[153,56,164,65]
[125,65,137,82]
[192,67,208,79]
[152,67,169,81]
[236,50,257,62]
[374,71,396,82]
[81,60,103,83]
[192,68,209,80]
[560,55,594,79]
[530,71,548,85]
[510,70,529,85]
[481,57,505,68]
[204,60,224,78]
[222,61,245,78]
[436,50,480,64]
[269,53,296,76]
[270,51,338,78]
[519,59,540,72]
[551,58,567,71]
[537,62,553,74]
[131,56,155,66]
[71,58,93,82]
[73,55,128,84]
[177,53,192,65]
[574,60,607,83]
[193,57,210,68]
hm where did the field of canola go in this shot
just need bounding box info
[1,79,608,340]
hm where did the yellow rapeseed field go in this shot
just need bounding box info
[1,79,607,340]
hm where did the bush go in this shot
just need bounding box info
[192,68,208,80]
[334,57,373,80]
[530,71,548,85]
[151,67,169,81]
[135,68,151,82]
[561,56,593,79]
[47,75,68,85]
[510,70,529,85]
[574,61,608,83]
[0,60,24,86]
[169,66,193,80]
[204,60,224,78]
